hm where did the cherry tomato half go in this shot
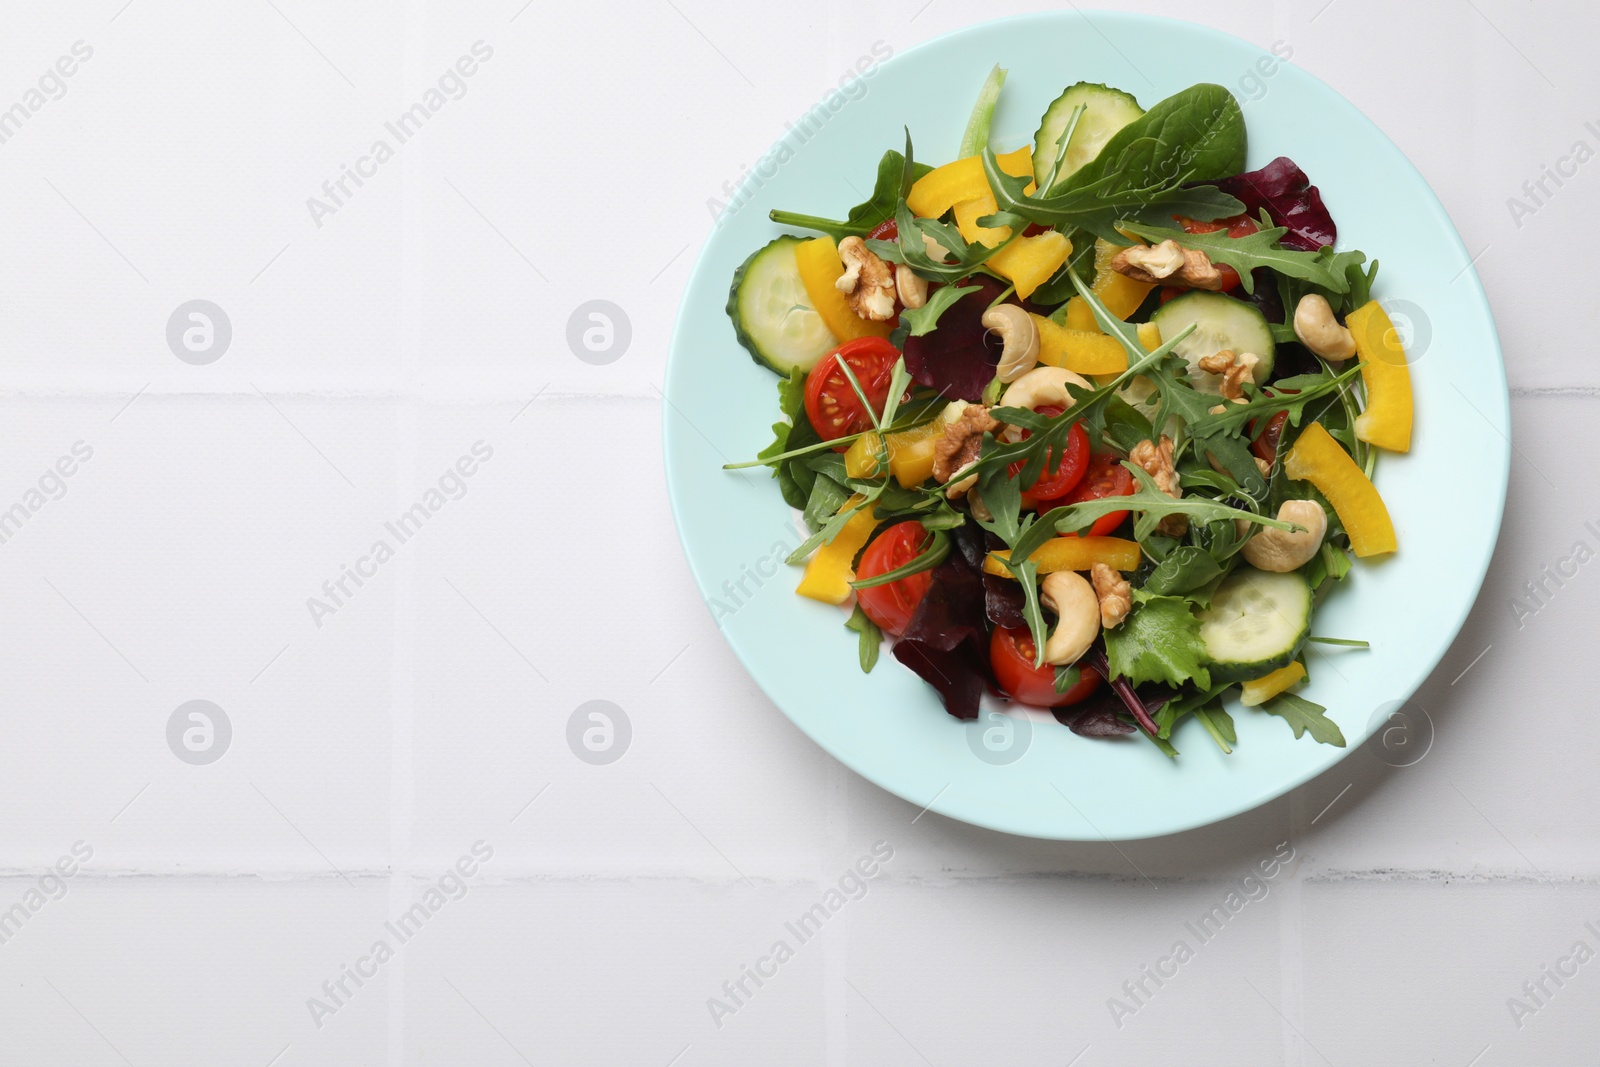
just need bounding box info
[804,336,900,442]
[990,627,1103,708]
[1174,213,1259,291]
[855,521,933,636]
[1009,407,1090,506]
[1060,452,1135,537]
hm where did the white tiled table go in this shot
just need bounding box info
[0,1,1593,1063]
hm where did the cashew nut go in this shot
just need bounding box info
[983,304,1040,383]
[834,236,896,321]
[1039,571,1100,666]
[997,366,1090,442]
[1293,294,1356,362]
[895,264,928,309]
[1241,499,1328,572]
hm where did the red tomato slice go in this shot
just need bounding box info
[1173,213,1259,291]
[1009,407,1090,506]
[990,627,1103,708]
[855,521,933,636]
[804,336,900,442]
[866,218,898,241]
[1060,453,1135,537]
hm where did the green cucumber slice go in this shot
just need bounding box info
[1032,82,1144,192]
[1198,568,1311,684]
[1148,290,1276,396]
[727,236,836,375]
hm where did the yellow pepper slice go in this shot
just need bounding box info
[988,231,1072,301]
[1035,314,1128,375]
[1283,422,1397,557]
[952,195,1011,248]
[795,496,879,604]
[1091,238,1154,319]
[1240,662,1307,706]
[906,146,1034,220]
[843,420,944,487]
[1064,297,1100,333]
[983,536,1142,576]
[1345,300,1414,453]
[794,236,891,343]
[1137,322,1162,352]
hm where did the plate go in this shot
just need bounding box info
[663,11,1507,839]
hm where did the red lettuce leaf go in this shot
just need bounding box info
[894,521,996,720]
[1214,157,1336,253]
[1052,687,1136,737]
[901,276,1007,402]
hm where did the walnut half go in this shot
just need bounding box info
[834,236,896,321]
[1129,435,1187,537]
[1111,239,1225,290]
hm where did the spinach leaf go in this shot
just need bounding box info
[1143,546,1225,597]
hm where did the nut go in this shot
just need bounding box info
[1241,499,1328,572]
[1130,435,1186,537]
[895,264,928,310]
[1040,570,1101,666]
[997,366,1091,442]
[1112,241,1225,290]
[1196,349,1260,399]
[1091,563,1131,629]
[834,236,897,321]
[982,304,1040,383]
[1293,294,1356,362]
[922,232,952,263]
[1117,239,1186,279]
[933,402,998,496]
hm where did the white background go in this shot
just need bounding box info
[0,0,1594,1064]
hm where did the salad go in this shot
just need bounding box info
[722,71,1414,756]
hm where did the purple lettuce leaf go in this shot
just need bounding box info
[1214,157,1336,253]
[901,276,1007,402]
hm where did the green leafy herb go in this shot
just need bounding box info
[957,65,1007,159]
[900,283,981,337]
[1307,635,1369,648]
[1104,593,1212,689]
[768,147,931,240]
[1051,465,1296,542]
[1195,706,1237,754]
[1262,692,1346,746]
[1117,220,1369,297]
[844,605,882,673]
[870,200,1019,284]
[1053,664,1082,694]
[1143,546,1226,597]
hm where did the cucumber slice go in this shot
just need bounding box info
[1198,568,1311,684]
[1032,83,1144,192]
[727,236,836,375]
[1148,291,1276,395]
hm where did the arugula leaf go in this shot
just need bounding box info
[1053,664,1082,694]
[957,65,1007,159]
[800,468,850,532]
[870,200,1020,284]
[1195,706,1237,754]
[900,283,981,337]
[768,148,931,240]
[1105,593,1211,689]
[1154,682,1233,739]
[1261,692,1347,746]
[852,528,950,589]
[844,604,881,673]
[1117,220,1369,296]
[1052,465,1296,541]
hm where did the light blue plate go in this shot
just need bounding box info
[664,11,1507,840]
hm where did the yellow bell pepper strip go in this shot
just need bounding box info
[843,420,944,487]
[1345,300,1414,453]
[953,195,1011,248]
[1240,661,1307,706]
[1064,297,1100,333]
[794,236,892,343]
[1136,322,1162,352]
[1035,313,1128,375]
[1283,422,1397,557]
[795,496,879,604]
[987,230,1072,300]
[1090,237,1154,319]
[906,146,1034,220]
[983,536,1142,577]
